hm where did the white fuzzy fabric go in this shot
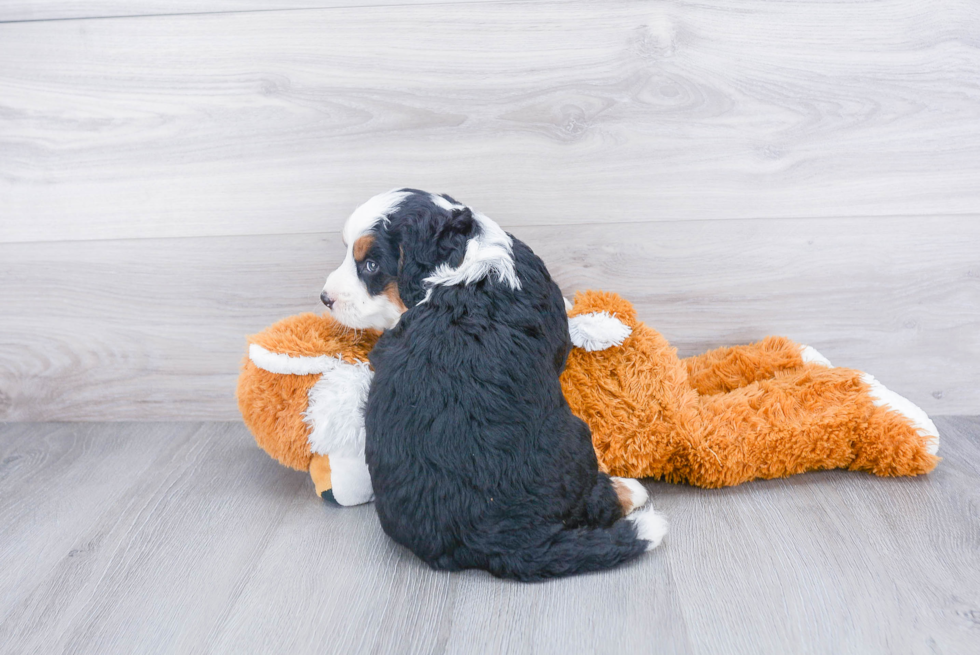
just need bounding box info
[303,360,374,457]
[801,345,833,368]
[249,344,352,376]
[424,210,521,291]
[328,454,375,506]
[568,312,632,352]
[861,373,940,455]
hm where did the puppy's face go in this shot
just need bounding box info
[321,188,519,330]
[321,190,412,330]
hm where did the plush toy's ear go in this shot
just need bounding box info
[564,290,638,351]
[568,312,632,351]
[568,290,639,328]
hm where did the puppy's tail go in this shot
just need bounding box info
[488,506,668,582]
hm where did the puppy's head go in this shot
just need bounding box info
[320,189,520,330]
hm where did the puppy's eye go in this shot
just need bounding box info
[364,259,379,273]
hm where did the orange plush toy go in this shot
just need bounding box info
[237,291,939,504]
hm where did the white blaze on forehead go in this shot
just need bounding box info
[343,189,411,243]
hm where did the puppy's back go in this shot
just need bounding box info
[366,239,660,580]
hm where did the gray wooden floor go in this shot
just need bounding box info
[2,418,978,655]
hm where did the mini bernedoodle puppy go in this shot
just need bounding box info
[320,189,667,581]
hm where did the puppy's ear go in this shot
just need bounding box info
[393,204,477,308]
[447,206,475,234]
[437,206,476,253]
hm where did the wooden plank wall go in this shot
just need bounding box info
[1,0,978,420]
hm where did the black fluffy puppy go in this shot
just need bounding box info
[320,189,666,581]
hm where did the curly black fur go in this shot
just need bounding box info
[362,190,651,581]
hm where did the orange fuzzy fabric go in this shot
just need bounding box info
[238,294,938,486]
[684,336,806,396]
[562,291,938,486]
[236,313,378,470]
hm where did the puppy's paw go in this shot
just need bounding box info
[627,506,668,551]
[611,477,648,514]
[800,345,833,368]
[862,373,940,455]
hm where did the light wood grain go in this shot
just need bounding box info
[0,0,506,23]
[1,419,977,653]
[0,422,193,646]
[0,423,306,653]
[1,215,977,421]
[2,0,979,243]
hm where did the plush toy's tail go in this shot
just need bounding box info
[482,506,667,582]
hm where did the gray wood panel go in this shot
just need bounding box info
[1,215,977,421]
[0,0,505,23]
[2,0,979,243]
[1,418,978,653]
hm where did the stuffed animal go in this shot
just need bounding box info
[236,313,379,505]
[237,291,939,505]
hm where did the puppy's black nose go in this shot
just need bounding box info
[320,291,334,309]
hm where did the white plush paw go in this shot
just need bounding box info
[328,454,376,506]
[800,345,833,368]
[612,477,649,513]
[627,506,668,551]
[862,373,940,455]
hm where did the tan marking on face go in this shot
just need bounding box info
[612,478,637,515]
[384,280,408,313]
[353,235,375,262]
